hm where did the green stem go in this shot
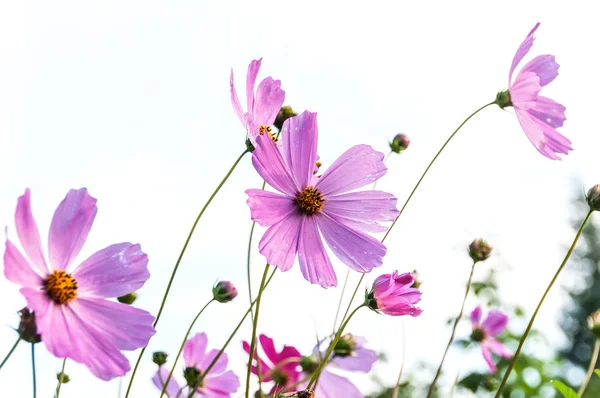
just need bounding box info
[391,320,406,398]
[247,181,267,323]
[0,336,21,370]
[495,210,594,397]
[332,270,352,334]
[578,338,600,396]
[55,359,66,398]
[124,149,249,398]
[427,261,476,398]
[245,264,270,398]
[31,344,36,398]
[306,305,365,389]
[159,299,215,398]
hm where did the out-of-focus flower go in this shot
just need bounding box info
[153,333,239,397]
[274,106,298,132]
[468,239,492,263]
[230,58,285,146]
[495,23,571,160]
[470,306,512,372]
[389,134,410,154]
[212,281,238,303]
[366,271,423,317]
[3,188,155,380]
[587,184,600,212]
[246,111,399,287]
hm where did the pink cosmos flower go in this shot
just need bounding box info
[243,334,302,393]
[498,22,571,160]
[470,306,512,372]
[230,58,285,145]
[246,111,399,287]
[3,188,155,380]
[367,271,423,316]
[153,333,240,397]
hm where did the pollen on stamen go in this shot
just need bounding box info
[297,186,325,215]
[44,270,78,304]
[259,125,278,143]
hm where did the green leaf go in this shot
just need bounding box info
[551,380,579,398]
[594,369,600,378]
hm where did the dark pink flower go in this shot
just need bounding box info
[470,306,512,372]
[153,333,239,397]
[230,58,285,145]
[499,22,571,160]
[246,111,399,287]
[368,271,423,316]
[3,188,155,380]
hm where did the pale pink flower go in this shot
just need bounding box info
[367,271,423,316]
[470,306,512,372]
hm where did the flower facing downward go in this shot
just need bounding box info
[470,306,512,372]
[153,333,240,397]
[230,58,285,146]
[3,188,155,380]
[367,271,423,317]
[496,23,571,160]
[246,111,399,287]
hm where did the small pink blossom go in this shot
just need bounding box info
[368,271,423,316]
[230,58,285,145]
[470,306,512,372]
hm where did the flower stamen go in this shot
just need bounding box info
[297,186,325,215]
[44,270,78,304]
[259,125,278,143]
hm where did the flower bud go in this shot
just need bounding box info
[389,134,410,154]
[588,310,600,339]
[213,281,238,303]
[152,351,168,366]
[117,292,137,305]
[183,367,201,387]
[410,270,422,289]
[56,371,70,384]
[18,308,41,344]
[274,106,297,131]
[494,90,512,109]
[300,356,318,374]
[366,271,423,317]
[468,239,492,263]
[333,333,357,357]
[587,184,600,212]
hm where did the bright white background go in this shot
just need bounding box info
[1,1,599,397]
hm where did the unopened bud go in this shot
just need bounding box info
[117,292,137,305]
[18,308,41,344]
[57,372,70,384]
[389,134,410,154]
[468,239,492,263]
[213,281,238,303]
[333,333,357,357]
[587,185,600,212]
[274,106,297,131]
[588,310,600,339]
[300,356,318,374]
[152,351,168,366]
[183,367,201,387]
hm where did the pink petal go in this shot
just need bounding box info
[521,54,559,87]
[325,191,399,233]
[281,111,319,189]
[72,243,149,298]
[316,145,387,196]
[48,188,98,271]
[201,370,240,397]
[311,370,363,398]
[515,108,562,160]
[4,240,44,287]
[487,338,512,359]
[15,189,48,274]
[242,340,272,380]
[298,216,337,288]
[198,349,228,375]
[252,77,285,127]
[482,311,508,337]
[73,297,155,350]
[470,306,482,328]
[183,332,208,369]
[152,367,182,398]
[316,214,386,273]
[259,335,280,365]
[528,95,567,129]
[246,59,262,112]
[509,23,540,84]
[481,345,497,373]
[230,68,245,124]
[20,287,51,317]
[252,135,299,196]
[245,190,296,227]
[258,212,302,272]
[510,71,541,109]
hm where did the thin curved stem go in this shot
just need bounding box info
[31,344,36,398]
[306,305,365,389]
[0,336,21,371]
[391,320,406,398]
[495,210,594,397]
[124,149,249,398]
[160,299,215,398]
[332,270,352,333]
[427,261,476,398]
[55,359,67,398]
[245,264,270,398]
[247,180,267,324]
[578,339,600,396]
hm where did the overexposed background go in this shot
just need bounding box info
[1,1,599,397]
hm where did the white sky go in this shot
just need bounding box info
[1,1,599,397]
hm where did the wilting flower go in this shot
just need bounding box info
[230,58,285,145]
[495,23,571,160]
[470,306,512,372]
[366,271,423,317]
[153,333,239,397]
[246,111,399,287]
[3,188,155,380]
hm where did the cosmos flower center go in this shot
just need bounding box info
[272,369,289,385]
[183,367,203,388]
[297,186,325,215]
[470,327,485,343]
[259,125,278,143]
[44,270,78,304]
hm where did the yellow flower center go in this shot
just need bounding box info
[44,270,78,304]
[297,186,325,215]
[259,125,278,143]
